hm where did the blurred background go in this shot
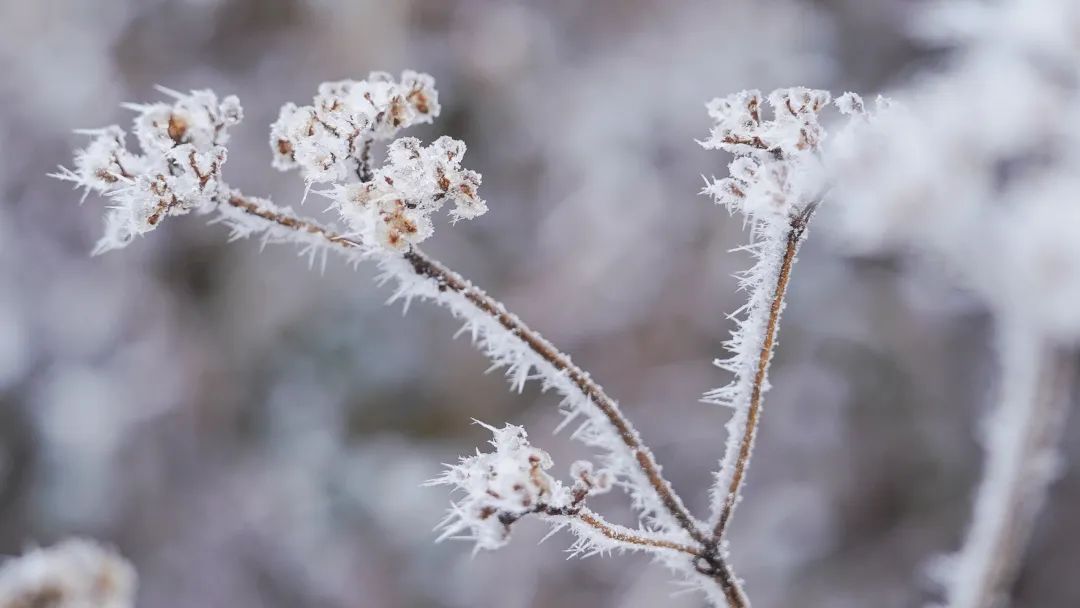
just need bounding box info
[0,0,1077,606]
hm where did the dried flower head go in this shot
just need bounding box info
[270,70,440,184]
[327,136,485,251]
[126,87,242,155]
[53,87,242,253]
[699,87,840,223]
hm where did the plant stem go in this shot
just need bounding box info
[713,205,814,540]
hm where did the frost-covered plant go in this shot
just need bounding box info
[823,1,1080,606]
[698,87,870,543]
[0,538,136,608]
[56,71,872,606]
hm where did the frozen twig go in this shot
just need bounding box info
[710,203,814,539]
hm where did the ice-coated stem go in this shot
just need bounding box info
[710,204,815,541]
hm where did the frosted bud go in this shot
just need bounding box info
[270,71,441,184]
[128,88,242,155]
[66,127,144,195]
[701,90,765,153]
[834,92,866,116]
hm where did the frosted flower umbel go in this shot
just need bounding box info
[270,70,440,184]
[53,87,241,253]
[700,87,835,223]
[56,70,839,607]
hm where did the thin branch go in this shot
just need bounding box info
[544,506,746,607]
[945,321,1076,608]
[558,507,702,557]
[219,192,709,545]
[712,204,815,540]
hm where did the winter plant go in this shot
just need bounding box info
[52,2,1079,598]
[52,68,849,606]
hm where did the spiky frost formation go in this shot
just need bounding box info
[429,422,566,550]
[0,539,136,608]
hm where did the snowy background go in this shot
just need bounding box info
[0,0,1077,606]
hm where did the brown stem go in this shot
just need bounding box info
[713,205,815,540]
[572,508,702,556]
[222,193,709,545]
[538,506,746,607]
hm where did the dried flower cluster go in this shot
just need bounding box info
[699,87,836,223]
[327,136,485,251]
[269,70,439,184]
[56,71,482,256]
[53,88,241,253]
[0,539,136,608]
